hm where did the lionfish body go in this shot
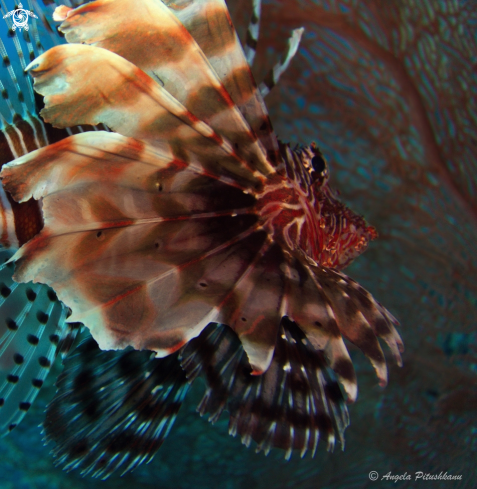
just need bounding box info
[0,0,403,478]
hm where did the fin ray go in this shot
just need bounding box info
[171,0,280,167]
[44,331,189,479]
[54,0,274,175]
[180,320,349,458]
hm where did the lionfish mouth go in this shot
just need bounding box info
[0,0,402,479]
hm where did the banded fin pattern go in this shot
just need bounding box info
[0,0,404,472]
[0,0,120,169]
[53,0,273,177]
[0,248,80,435]
[320,268,403,368]
[0,111,101,169]
[2,131,281,374]
[244,0,261,66]
[1,128,402,392]
[25,43,269,185]
[169,0,280,167]
[239,0,304,99]
[259,28,304,98]
[44,332,189,479]
[181,319,349,459]
[285,259,403,392]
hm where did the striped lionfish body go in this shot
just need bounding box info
[0,0,403,479]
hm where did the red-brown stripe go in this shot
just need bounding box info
[13,117,39,153]
[0,130,15,166]
[6,194,44,246]
[3,125,23,158]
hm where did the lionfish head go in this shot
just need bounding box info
[275,141,378,270]
[301,142,330,188]
[318,184,379,270]
[307,143,378,270]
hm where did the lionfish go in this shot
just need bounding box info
[0,0,403,479]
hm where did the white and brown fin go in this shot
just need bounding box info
[0,113,81,251]
[320,268,403,369]
[281,255,403,397]
[181,319,349,459]
[0,131,280,374]
[52,0,274,176]
[43,332,189,479]
[0,0,404,467]
[0,248,80,435]
[280,256,358,401]
[165,0,280,167]
[24,43,269,186]
[243,0,261,66]
[1,128,402,391]
[0,87,111,252]
[259,27,304,98]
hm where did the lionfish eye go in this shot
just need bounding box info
[311,154,326,174]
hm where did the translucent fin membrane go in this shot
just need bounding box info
[1,129,402,398]
[0,0,404,476]
[54,0,273,175]
[181,320,349,459]
[44,332,189,479]
[259,27,304,98]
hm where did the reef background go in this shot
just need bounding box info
[0,0,475,488]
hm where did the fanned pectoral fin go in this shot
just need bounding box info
[44,332,189,479]
[54,0,274,176]
[24,44,265,187]
[1,132,282,365]
[181,320,349,459]
[170,0,280,167]
[0,131,260,204]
